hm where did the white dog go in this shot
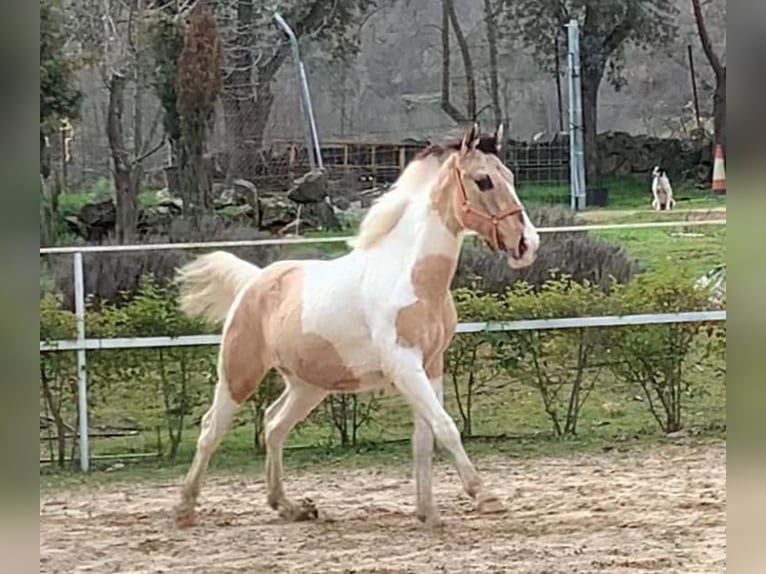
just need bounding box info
[651,166,675,211]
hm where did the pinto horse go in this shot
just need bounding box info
[174,123,540,527]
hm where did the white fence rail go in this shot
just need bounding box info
[39,217,727,471]
[39,219,726,255]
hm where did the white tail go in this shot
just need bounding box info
[175,251,261,324]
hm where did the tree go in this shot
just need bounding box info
[216,0,377,181]
[177,4,222,221]
[40,0,82,178]
[40,0,82,245]
[691,0,726,153]
[147,7,185,166]
[66,0,166,242]
[502,1,677,184]
[439,0,477,124]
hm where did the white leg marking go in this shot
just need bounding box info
[264,380,327,520]
[176,381,239,525]
[413,376,443,526]
[387,348,503,516]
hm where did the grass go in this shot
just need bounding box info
[596,226,725,277]
[520,175,726,211]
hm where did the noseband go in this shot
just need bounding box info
[453,167,524,251]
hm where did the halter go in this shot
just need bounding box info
[453,166,524,251]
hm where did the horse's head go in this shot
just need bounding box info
[442,123,539,269]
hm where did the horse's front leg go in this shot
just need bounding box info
[412,374,443,527]
[390,349,505,521]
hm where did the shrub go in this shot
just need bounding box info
[604,271,723,433]
[320,393,380,447]
[445,288,505,437]
[491,278,610,437]
[453,205,639,294]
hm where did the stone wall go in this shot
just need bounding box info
[595,131,713,184]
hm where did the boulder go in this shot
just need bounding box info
[75,199,116,240]
[258,195,297,232]
[155,188,183,212]
[215,179,258,205]
[304,200,341,230]
[287,169,328,203]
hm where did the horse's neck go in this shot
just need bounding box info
[383,186,464,294]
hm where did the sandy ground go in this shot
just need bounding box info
[40,442,725,574]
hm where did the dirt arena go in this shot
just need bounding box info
[40,442,725,573]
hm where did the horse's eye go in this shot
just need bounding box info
[475,175,493,192]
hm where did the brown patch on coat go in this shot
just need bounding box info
[221,261,381,402]
[429,171,463,236]
[395,255,458,378]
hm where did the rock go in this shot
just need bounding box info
[214,179,258,214]
[155,189,183,211]
[258,195,297,232]
[287,169,328,203]
[333,196,351,210]
[219,204,255,221]
[304,200,341,230]
[76,199,116,240]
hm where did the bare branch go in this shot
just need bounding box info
[134,135,167,165]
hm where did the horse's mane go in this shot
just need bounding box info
[414,135,501,160]
[350,135,501,250]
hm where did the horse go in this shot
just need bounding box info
[651,166,676,211]
[173,123,540,528]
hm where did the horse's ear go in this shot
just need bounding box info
[494,123,505,154]
[460,122,480,154]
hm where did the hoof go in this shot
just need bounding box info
[415,509,443,529]
[279,497,319,522]
[174,504,197,528]
[476,491,506,516]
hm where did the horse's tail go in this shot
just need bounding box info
[175,251,262,325]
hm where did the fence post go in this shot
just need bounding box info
[566,18,586,211]
[73,251,89,472]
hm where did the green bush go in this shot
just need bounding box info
[39,270,725,468]
[604,271,724,433]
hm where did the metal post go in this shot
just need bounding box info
[566,19,586,210]
[73,252,89,472]
[274,13,323,171]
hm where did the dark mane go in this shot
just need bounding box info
[415,135,500,160]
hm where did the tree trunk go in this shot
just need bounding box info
[483,0,501,127]
[106,73,138,242]
[439,1,465,123]
[444,0,476,120]
[581,66,601,185]
[691,0,725,153]
[179,141,212,222]
[713,67,726,152]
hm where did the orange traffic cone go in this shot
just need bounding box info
[712,144,726,195]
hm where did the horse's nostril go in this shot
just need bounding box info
[518,237,527,258]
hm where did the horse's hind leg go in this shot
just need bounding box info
[174,380,240,526]
[264,378,327,521]
[175,298,269,526]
